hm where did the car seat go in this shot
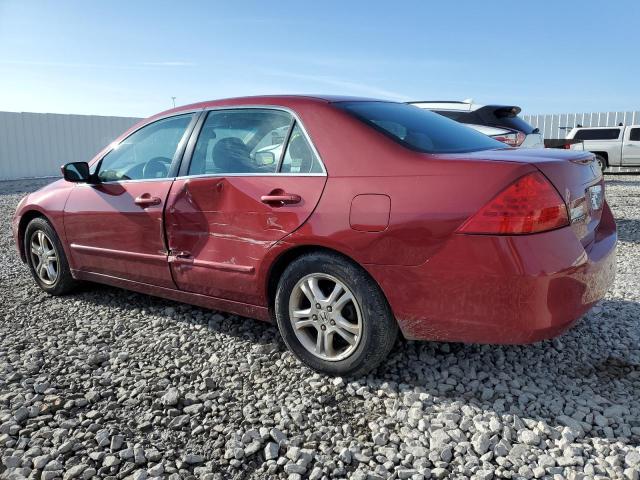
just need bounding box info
[212,137,252,173]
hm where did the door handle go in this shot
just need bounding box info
[134,194,162,207]
[260,193,301,205]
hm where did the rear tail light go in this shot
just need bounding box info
[491,131,526,147]
[457,172,569,235]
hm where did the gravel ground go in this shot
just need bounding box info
[0,176,639,480]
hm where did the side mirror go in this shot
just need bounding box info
[61,162,92,183]
[254,151,275,166]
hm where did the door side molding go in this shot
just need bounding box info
[70,243,167,262]
[168,254,255,273]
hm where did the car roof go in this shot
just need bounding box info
[156,94,391,118]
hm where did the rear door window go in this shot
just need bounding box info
[188,109,292,175]
[629,128,640,141]
[574,128,621,140]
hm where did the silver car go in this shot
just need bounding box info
[409,100,544,149]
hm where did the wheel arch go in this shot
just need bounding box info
[265,244,392,319]
[17,209,51,262]
[592,151,609,165]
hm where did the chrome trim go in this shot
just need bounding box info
[76,177,175,187]
[86,104,328,185]
[175,172,326,180]
[77,172,326,187]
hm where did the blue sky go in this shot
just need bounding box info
[0,0,638,117]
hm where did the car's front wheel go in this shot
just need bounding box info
[24,217,78,295]
[275,252,398,377]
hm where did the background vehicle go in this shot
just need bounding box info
[566,125,640,172]
[13,96,616,377]
[410,100,544,148]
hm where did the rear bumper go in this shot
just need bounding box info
[366,202,617,344]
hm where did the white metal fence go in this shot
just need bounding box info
[523,111,640,140]
[2,109,640,180]
[0,111,140,180]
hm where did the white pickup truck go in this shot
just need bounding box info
[566,125,640,172]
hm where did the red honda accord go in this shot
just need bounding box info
[13,96,616,376]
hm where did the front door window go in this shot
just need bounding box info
[97,114,194,182]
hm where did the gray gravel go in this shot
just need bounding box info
[1,175,639,480]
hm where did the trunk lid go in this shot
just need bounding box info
[455,148,604,245]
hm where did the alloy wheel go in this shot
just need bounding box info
[288,273,362,361]
[30,230,59,285]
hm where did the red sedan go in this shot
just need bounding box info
[12,96,616,376]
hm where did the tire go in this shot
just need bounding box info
[595,154,607,173]
[24,217,78,295]
[275,251,398,377]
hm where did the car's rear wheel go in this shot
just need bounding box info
[24,217,78,295]
[275,252,397,377]
[595,154,607,172]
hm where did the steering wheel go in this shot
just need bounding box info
[142,157,171,179]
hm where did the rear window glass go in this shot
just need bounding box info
[336,102,504,154]
[574,128,621,140]
[629,128,640,141]
[433,108,535,134]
